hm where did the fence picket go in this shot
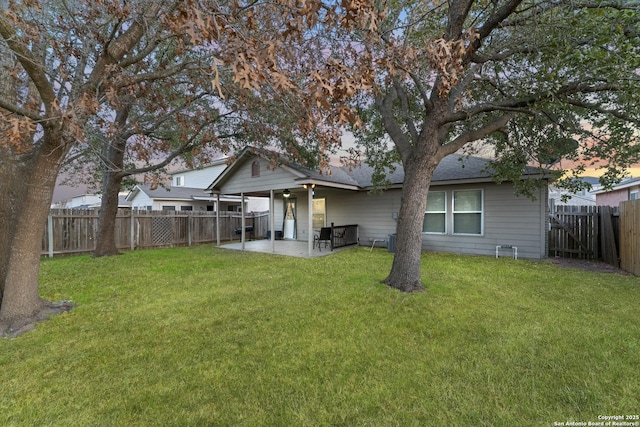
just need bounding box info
[42,209,269,257]
[548,205,619,266]
[620,200,640,276]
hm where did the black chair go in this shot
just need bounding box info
[314,227,332,251]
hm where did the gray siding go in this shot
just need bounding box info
[421,183,546,259]
[218,158,301,195]
[318,183,547,259]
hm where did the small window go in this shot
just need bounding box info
[630,190,638,200]
[180,206,193,211]
[453,190,483,235]
[423,191,446,233]
[162,205,176,211]
[174,176,184,187]
[251,161,260,177]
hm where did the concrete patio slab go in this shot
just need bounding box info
[219,239,350,258]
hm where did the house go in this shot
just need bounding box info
[593,177,640,207]
[208,147,550,259]
[548,177,599,207]
[52,193,131,209]
[127,159,269,212]
[127,183,264,212]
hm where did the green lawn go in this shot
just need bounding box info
[1,245,639,426]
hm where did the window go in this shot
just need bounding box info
[251,161,260,177]
[162,205,176,211]
[453,190,483,235]
[180,206,193,211]
[630,190,638,200]
[174,176,184,187]
[423,191,446,233]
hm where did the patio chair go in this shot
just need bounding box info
[314,227,332,251]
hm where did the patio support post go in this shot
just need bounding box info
[308,185,313,256]
[241,192,245,250]
[270,189,275,253]
[216,194,220,247]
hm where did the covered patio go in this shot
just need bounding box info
[219,239,352,258]
[208,147,362,258]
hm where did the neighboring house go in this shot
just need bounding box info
[127,184,244,212]
[170,159,229,189]
[208,147,550,260]
[548,177,599,207]
[593,177,640,207]
[127,159,269,212]
[52,193,131,209]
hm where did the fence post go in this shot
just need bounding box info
[188,213,192,246]
[130,209,135,251]
[48,212,54,258]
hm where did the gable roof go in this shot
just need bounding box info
[208,146,547,194]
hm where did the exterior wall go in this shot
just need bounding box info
[246,197,269,212]
[320,183,547,260]
[130,193,214,211]
[174,164,227,188]
[66,194,102,209]
[320,188,398,244]
[129,192,154,210]
[596,188,628,207]
[421,183,547,259]
[218,158,301,195]
[153,200,210,211]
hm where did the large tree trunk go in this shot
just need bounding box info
[384,149,441,292]
[0,141,70,334]
[93,155,127,257]
[93,106,130,257]
[93,172,125,257]
[0,150,25,306]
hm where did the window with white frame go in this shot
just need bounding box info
[174,175,184,187]
[423,191,446,233]
[630,190,638,200]
[453,189,483,235]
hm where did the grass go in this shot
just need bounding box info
[1,245,639,426]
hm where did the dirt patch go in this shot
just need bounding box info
[548,257,630,275]
[0,300,74,339]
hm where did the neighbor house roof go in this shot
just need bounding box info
[592,177,640,194]
[126,184,220,202]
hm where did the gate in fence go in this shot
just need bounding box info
[548,205,619,266]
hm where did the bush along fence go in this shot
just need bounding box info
[42,209,269,258]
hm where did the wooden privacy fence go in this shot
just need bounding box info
[548,205,619,266]
[42,209,269,257]
[619,200,640,276]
